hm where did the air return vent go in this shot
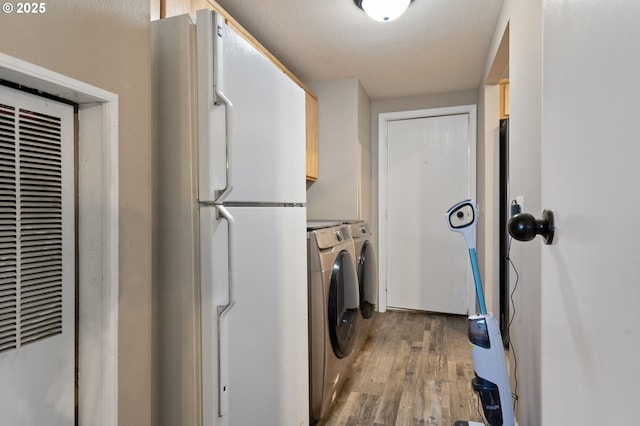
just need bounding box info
[0,103,64,353]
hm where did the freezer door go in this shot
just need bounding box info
[200,205,309,425]
[196,10,306,204]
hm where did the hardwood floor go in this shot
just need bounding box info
[316,310,485,426]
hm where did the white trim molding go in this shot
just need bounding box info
[0,52,119,425]
[377,104,477,313]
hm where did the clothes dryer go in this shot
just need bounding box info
[343,220,378,352]
[307,222,360,422]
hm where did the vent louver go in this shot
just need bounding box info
[19,109,63,346]
[0,103,17,353]
[0,104,63,353]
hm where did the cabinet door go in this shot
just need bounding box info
[306,92,319,181]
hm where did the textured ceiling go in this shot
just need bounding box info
[214,0,504,100]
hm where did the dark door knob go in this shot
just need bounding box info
[508,210,554,245]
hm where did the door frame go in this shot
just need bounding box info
[0,53,119,425]
[377,105,477,313]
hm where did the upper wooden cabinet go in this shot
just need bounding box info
[305,92,319,181]
[158,0,320,183]
[500,78,509,119]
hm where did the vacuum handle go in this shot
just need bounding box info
[468,248,487,315]
[446,199,486,314]
[446,199,477,249]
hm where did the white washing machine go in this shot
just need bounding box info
[343,220,378,352]
[307,222,360,423]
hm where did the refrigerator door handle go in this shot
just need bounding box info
[215,205,235,417]
[196,10,234,203]
[213,90,233,203]
[211,11,233,203]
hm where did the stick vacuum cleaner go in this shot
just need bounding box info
[446,200,514,426]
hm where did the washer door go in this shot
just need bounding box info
[328,250,359,359]
[358,240,378,319]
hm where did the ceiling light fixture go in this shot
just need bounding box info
[354,0,413,22]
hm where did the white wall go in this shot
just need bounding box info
[479,1,542,424]
[306,78,372,221]
[541,1,640,423]
[358,81,373,224]
[478,82,500,316]
[0,2,154,425]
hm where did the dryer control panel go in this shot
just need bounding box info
[313,226,352,250]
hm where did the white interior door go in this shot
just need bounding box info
[0,85,75,424]
[383,111,474,314]
[540,1,640,423]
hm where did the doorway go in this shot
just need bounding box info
[0,53,119,425]
[378,105,477,314]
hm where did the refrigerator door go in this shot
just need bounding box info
[200,205,309,426]
[196,10,306,205]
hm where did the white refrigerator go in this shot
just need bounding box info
[153,10,308,426]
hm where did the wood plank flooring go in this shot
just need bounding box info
[316,310,485,426]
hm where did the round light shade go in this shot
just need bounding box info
[360,0,411,22]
